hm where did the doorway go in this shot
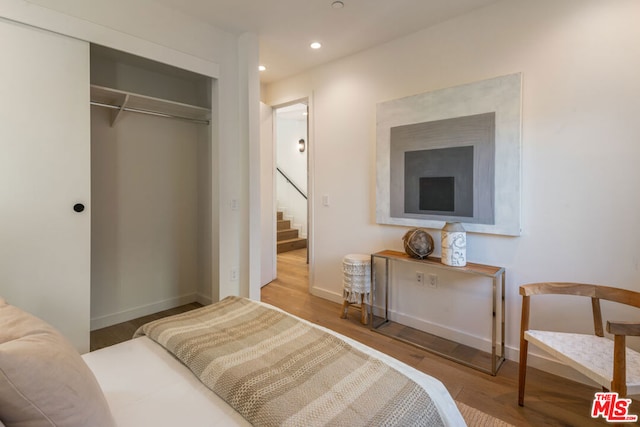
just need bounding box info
[274,101,310,289]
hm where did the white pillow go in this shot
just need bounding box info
[0,298,115,427]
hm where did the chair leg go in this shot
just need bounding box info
[518,294,531,406]
[518,338,529,406]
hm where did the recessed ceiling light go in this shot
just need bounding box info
[258,65,266,71]
[310,42,322,49]
[331,1,344,8]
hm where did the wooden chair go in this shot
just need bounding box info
[518,282,640,406]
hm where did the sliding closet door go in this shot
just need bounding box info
[0,19,90,352]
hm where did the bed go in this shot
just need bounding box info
[0,296,466,426]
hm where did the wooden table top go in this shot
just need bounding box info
[372,250,505,278]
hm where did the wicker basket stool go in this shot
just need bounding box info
[340,254,371,325]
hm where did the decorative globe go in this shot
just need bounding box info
[402,228,434,259]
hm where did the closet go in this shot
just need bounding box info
[89,45,213,331]
[1,15,221,354]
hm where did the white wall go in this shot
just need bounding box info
[260,103,276,286]
[90,107,208,329]
[239,32,262,301]
[265,0,640,382]
[23,0,230,69]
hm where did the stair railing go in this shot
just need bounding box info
[276,167,307,200]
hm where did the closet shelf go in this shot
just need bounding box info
[90,85,210,126]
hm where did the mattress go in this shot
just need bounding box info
[83,336,250,426]
[82,301,465,426]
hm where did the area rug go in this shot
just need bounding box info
[456,401,515,427]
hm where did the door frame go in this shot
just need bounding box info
[270,96,313,291]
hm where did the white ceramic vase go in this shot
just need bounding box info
[441,222,466,267]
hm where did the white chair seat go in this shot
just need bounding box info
[526,330,640,395]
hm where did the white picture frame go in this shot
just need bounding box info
[376,73,522,236]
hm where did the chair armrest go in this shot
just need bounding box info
[607,321,638,396]
[607,321,640,336]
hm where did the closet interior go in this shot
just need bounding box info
[89,45,213,330]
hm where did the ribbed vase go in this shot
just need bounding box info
[441,222,466,267]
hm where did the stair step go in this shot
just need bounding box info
[277,228,299,241]
[277,219,290,230]
[277,211,283,220]
[277,237,307,254]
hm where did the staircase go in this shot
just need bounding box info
[277,211,307,253]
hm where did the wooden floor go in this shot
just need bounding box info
[91,248,637,425]
[90,302,202,351]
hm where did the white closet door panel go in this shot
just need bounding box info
[0,19,90,352]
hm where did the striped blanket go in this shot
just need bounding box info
[135,296,444,427]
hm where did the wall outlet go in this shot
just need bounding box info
[230,268,239,281]
[428,273,438,288]
[416,272,424,286]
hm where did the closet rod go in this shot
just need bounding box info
[90,101,210,125]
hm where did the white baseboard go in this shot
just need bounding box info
[515,346,599,387]
[195,292,212,306]
[310,286,343,304]
[393,309,598,384]
[391,310,493,354]
[90,293,199,330]
[316,293,598,386]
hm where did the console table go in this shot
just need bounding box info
[370,250,506,375]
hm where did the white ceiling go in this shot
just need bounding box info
[152,0,499,84]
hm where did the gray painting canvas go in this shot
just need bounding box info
[390,112,495,224]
